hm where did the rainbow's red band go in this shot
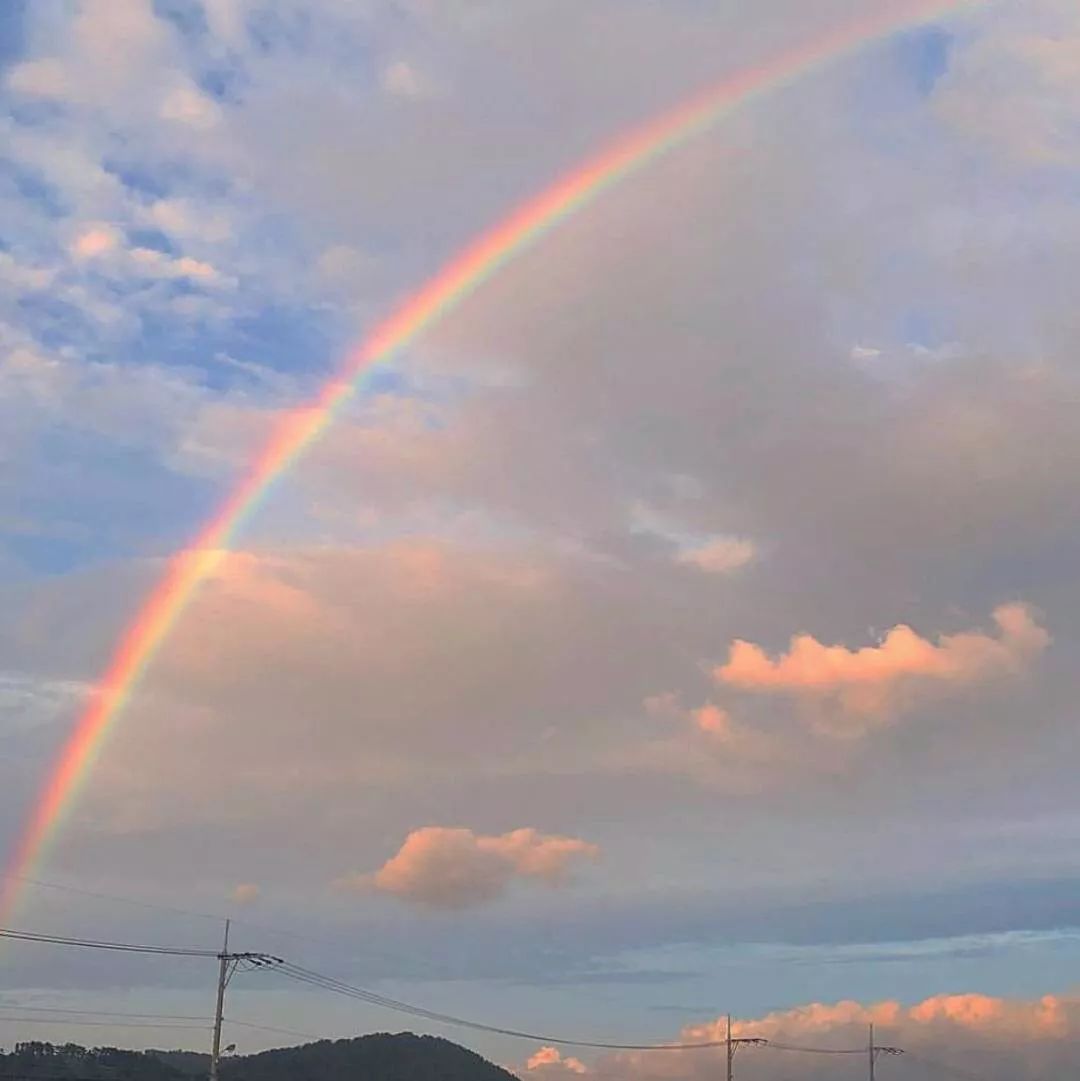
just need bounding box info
[0,0,976,923]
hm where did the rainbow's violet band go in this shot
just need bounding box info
[0,0,976,924]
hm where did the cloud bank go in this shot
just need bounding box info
[551,993,1080,1081]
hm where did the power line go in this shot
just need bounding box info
[270,960,731,1050]
[0,927,218,958]
[0,923,892,1061]
[264,961,867,1055]
[0,1015,209,1030]
[225,1018,322,1040]
[0,1005,211,1022]
[764,1041,867,1055]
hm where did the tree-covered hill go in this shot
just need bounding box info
[0,1033,520,1081]
[224,1033,519,1081]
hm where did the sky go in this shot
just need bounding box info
[2,0,1080,1077]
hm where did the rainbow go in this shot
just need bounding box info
[1,0,976,923]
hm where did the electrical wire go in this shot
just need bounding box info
[269,960,728,1050]
[269,961,762,1052]
[264,961,883,1056]
[0,927,218,958]
[0,1015,209,1030]
[0,922,893,1060]
[763,1041,867,1055]
[225,1018,322,1040]
[0,876,913,1059]
[0,1005,210,1022]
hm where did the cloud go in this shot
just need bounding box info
[129,247,232,287]
[850,344,882,361]
[588,994,1080,1081]
[6,58,71,99]
[229,882,260,906]
[352,827,600,909]
[381,59,433,99]
[145,199,233,244]
[676,537,756,575]
[715,604,1049,722]
[160,82,222,130]
[0,254,54,293]
[7,0,172,114]
[690,703,732,738]
[70,224,121,260]
[934,1,1080,167]
[525,1048,588,1075]
[675,993,1076,1047]
[201,0,247,47]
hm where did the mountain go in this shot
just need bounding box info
[0,1033,520,1081]
[223,1034,519,1081]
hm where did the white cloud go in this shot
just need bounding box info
[0,253,54,292]
[850,344,882,361]
[160,82,222,130]
[129,247,233,288]
[146,199,233,244]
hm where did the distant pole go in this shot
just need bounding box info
[726,1014,734,1081]
[722,1012,766,1080]
[869,1025,903,1074]
[210,919,231,1081]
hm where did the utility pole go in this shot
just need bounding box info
[868,1022,904,1081]
[725,1014,767,1081]
[210,920,230,1081]
[726,1014,733,1081]
[209,920,282,1081]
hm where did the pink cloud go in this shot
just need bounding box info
[586,993,1080,1081]
[352,827,600,909]
[70,223,120,259]
[526,1048,588,1075]
[715,603,1048,720]
[690,703,732,737]
[679,993,1072,1044]
[676,536,756,575]
[229,882,260,906]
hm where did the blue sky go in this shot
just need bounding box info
[3,2,1080,1078]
